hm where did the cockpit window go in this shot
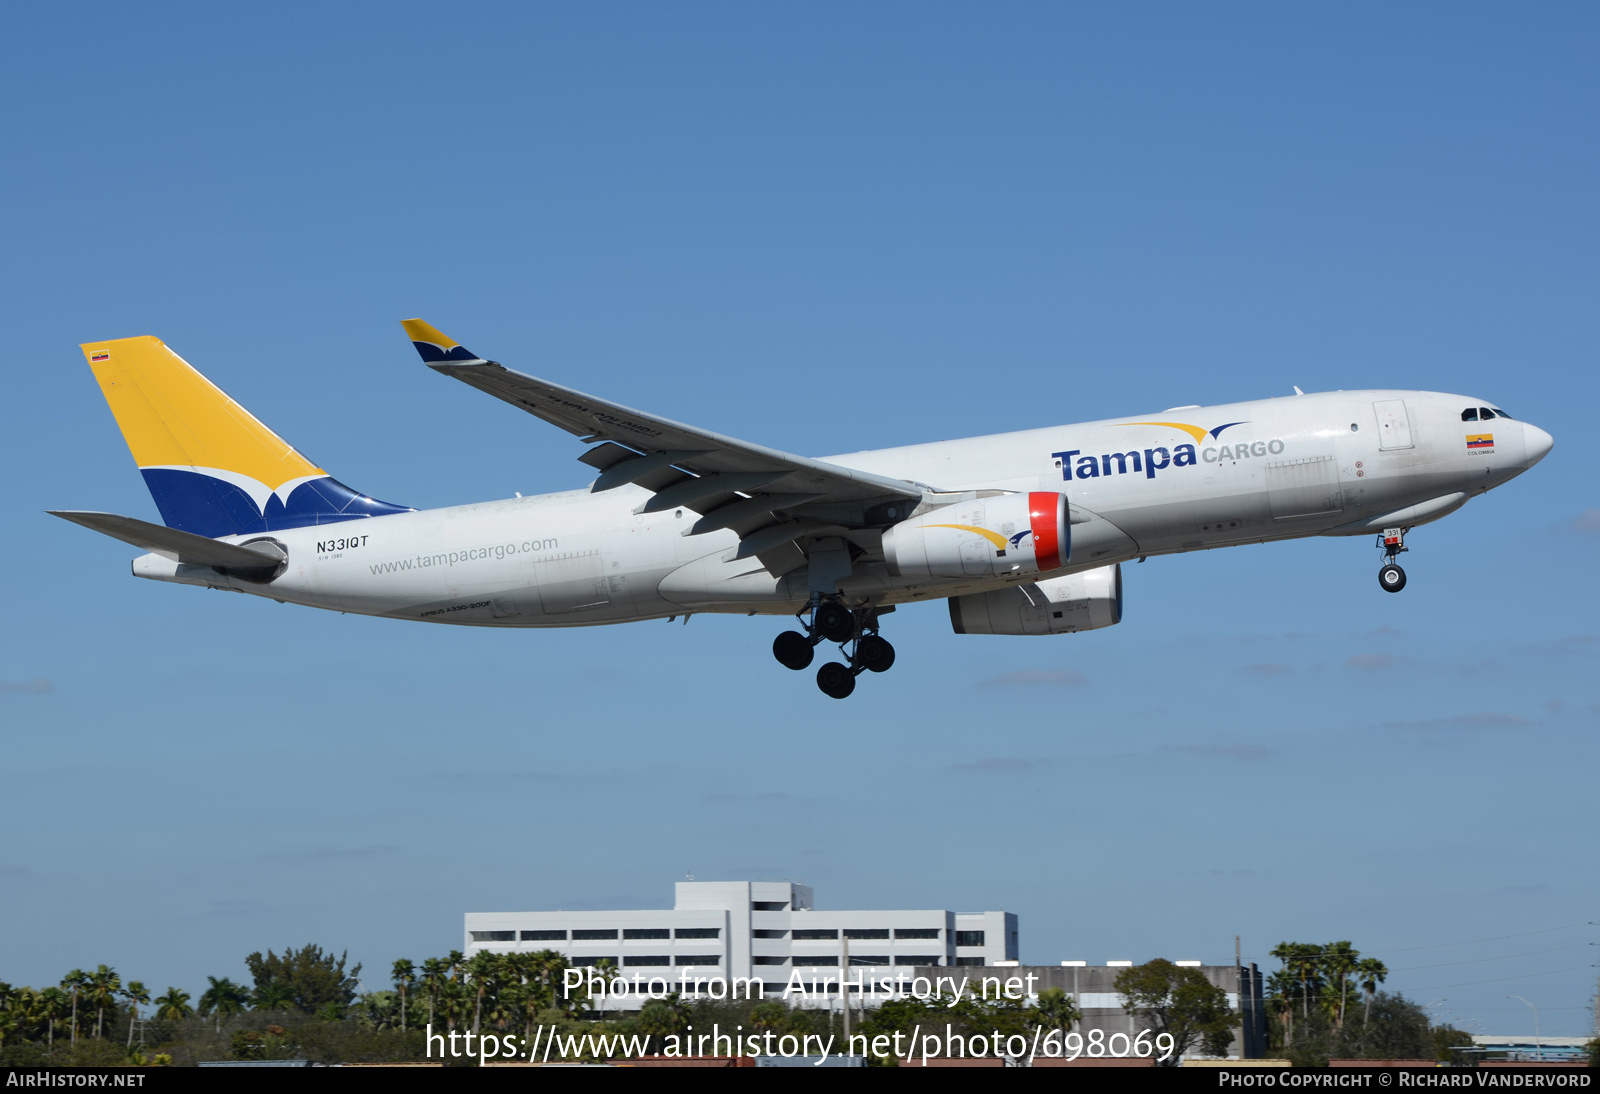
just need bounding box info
[1492,407,1512,419]
[1461,408,1479,421]
[1479,407,1495,419]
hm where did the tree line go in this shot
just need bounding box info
[1265,940,1473,1065]
[2,941,1555,1066]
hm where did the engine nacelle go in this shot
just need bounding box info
[882,492,1069,580]
[948,563,1122,635]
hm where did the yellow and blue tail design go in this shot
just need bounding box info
[400,318,487,364]
[81,336,412,539]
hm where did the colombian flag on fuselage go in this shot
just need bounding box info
[1466,434,1495,449]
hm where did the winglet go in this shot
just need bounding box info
[401,319,486,364]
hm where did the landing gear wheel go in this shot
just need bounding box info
[855,634,896,673]
[773,631,815,671]
[816,662,856,699]
[814,601,855,643]
[1379,563,1407,593]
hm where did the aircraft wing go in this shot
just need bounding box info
[49,511,287,569]
[404,319,928,574]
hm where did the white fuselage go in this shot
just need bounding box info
[134,390,1549,626]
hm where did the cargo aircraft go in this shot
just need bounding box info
[55,321,1553,698]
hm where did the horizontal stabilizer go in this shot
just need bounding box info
[48,511,286,569]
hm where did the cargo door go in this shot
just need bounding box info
[1266,454,1344,521]
[1373,400,1413,450]
[533,551,612,613]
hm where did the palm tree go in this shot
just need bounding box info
[1265,969,1297,1048]
[661,988,691,1030]
[358,991,398,1030]
[438,979,471,1031]
[0,982,16,1050]
[485,981,518,1034]
[153,988,192,1021]
[750,1001,788,1034]
[1031,987,1081,1040]
[420,958,449,1028]
[86,966,122,1039]
[637,991,695,1054]
[391,959,415,1033]
[197,976,251,1033]
[565,958,613,1017]
[1322,942,1359,1028]
[1356,958,1387,1025]
[121,980,151,1047]
[528,950,566,1013]
[252,981,295,1015]
[61,969,89,1044]
[465,950,501,1035]
[17,987,48,1049]
[0,1010,16,1052]
[495,953,529,1040]
[38,987,69,1045]
[1270,942,1323,1018]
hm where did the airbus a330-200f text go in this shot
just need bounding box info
[55,321,1553,698]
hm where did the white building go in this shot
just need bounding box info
[464,881,1017,1003]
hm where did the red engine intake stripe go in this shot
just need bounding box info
[1028,491,1063,571]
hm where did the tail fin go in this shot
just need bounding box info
[81,336,411,539]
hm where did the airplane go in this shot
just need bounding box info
[54,320,1553,698]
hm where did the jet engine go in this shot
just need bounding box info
[948,563,1122,635]
[882,492,1069,580]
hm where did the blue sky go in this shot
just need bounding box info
[2,3,1596,1036]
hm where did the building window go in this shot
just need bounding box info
[848,955,890,966]
[955,957,985,967]
[624,955,670,966]
[792,956,838,967]
[895,955,942,966]
[675,955,721,965]
[521,930,566,941]
[752,901,789,911]
[623,928,670,940]
[792,929,838,940]
[573,929,618,941]
[469,930,516,942]
[571,956,617,967]
[844,928,889,939]
[753,956,788,966]
[752,929,788,939]
[955,931,985,947]
[675,928,720,939]
[895,928,940,940]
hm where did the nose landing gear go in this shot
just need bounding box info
[773,598,895,698]
[1377,527,1408,593]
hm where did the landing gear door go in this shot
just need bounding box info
[1373,399,1413,451]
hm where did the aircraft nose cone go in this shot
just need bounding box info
[1524,423,1554,467]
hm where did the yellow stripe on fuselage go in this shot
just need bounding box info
[80,336,323,490]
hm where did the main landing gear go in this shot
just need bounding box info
[772,598,895,699]
[1377,527,1408,593]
